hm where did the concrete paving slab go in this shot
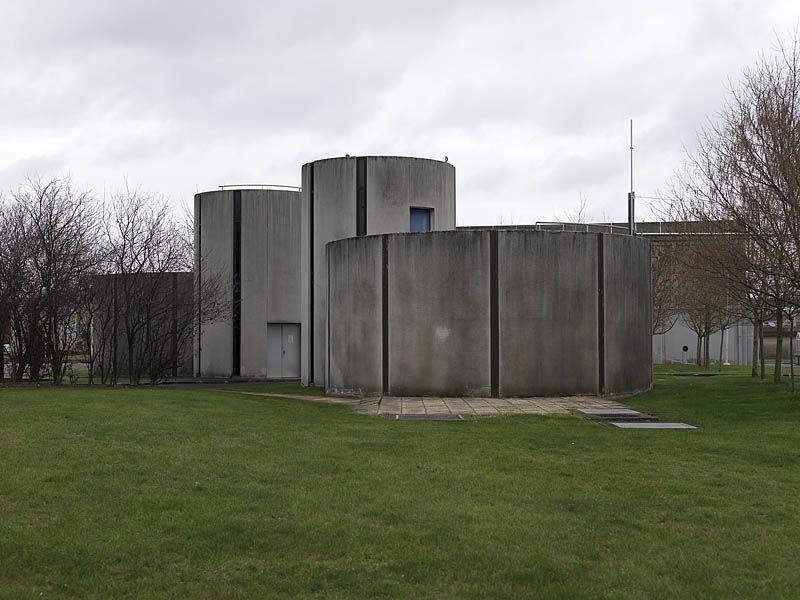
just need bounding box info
[577,408,643,417]
[394,414,471,421]
[610,422,697,429]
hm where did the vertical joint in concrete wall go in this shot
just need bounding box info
[327,246,331,388]
[382,235,389,394]
[308,165,315,384]
[195,194,201,377]
[490,230,499,397]
[597,233,606,395]
[112,276,118,382]
[356,157,367,236]
[232,190,242,377]
[171,272,178,378]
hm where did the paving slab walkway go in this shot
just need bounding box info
[224,390,632,418]
[364,396,629,416]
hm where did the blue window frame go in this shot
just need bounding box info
[410,207,432,232]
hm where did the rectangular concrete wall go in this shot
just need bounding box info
[387,231,491,396]
[498,231,599,396]
[327,236,383,393]
[653,319,754,365]
[199,192,233,377]
[603,234,652,394]
[94,272,194,381]
[175,272,194,376]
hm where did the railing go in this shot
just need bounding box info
[218,184,301,191]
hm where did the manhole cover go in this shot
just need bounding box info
[577,408,643,417]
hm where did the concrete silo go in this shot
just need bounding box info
[300,156,457,386]
[194,187,302,379]
[326,230,652,398]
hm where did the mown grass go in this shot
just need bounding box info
[1,369,800,598]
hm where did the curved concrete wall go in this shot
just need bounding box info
[301,156,456,385]
[327,230,652,397]
[194,188,302,378]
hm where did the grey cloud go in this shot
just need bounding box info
[0,0,797,226]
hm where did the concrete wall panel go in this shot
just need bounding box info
[388,231,491,397]
[198,191,233,377]
[301,159,358,385]
[366,156,456,234]
[266,193,302,323]
[603,234,652,394]
[327,236,382,393]
[241,191,268,376]
[498,231,599,396]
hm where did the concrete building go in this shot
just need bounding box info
[194,155,653,397]
[93,272,194,383]
[327,230,651,397]
[653,319,753,365]
[194,187,302,379]
[300,156,456,386]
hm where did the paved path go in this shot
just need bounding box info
[228,390,629,417]
[361,396,628,416]
[226,390,360,406]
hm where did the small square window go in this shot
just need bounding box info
[410,207,433,232]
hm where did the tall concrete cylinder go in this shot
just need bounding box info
[300,156,456,385]
[194,187,302,378]
[326,230,652,397]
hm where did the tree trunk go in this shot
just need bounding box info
[696,334,702,366]
[28,327,42,383]
[127,333,136,386]
[759,320,765,379]
[704,331,711,369]
[774,309,783,385]
[790,316,795,393]
[751,319,759,377]
[85,325,94,385]
[718,327,725,372]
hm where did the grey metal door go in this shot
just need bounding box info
[266,323,300,378]
[281,323,300,377]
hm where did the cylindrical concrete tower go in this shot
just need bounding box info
[326,230,652,397]
[194,187,302,379]
[300,156,456,386]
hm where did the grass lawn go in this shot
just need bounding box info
[2,368,800,598]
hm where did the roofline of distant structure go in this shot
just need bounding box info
[456,220,734,236]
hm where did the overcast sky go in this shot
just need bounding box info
[0,1,797,225]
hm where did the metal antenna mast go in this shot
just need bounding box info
[627,119,635,235]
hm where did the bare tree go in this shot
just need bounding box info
[97,188,187,384]
[95,187,227,384]
[0,199,44,381]
[669,33,800,384]
[13,177,99,384]
[651,240,682,335]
